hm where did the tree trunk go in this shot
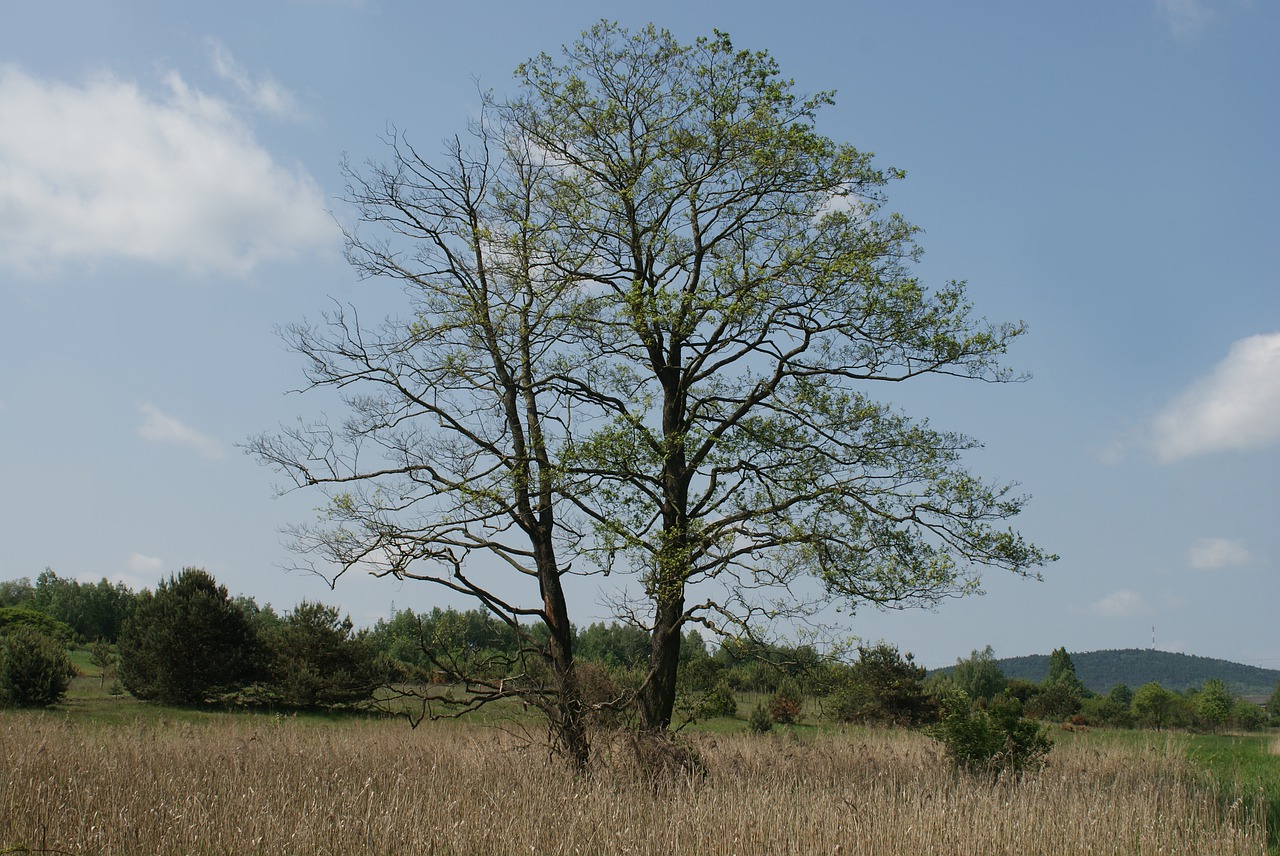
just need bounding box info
[536,539,591,768]
[638,593,684,731]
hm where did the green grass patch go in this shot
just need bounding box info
[1184,732,1280,854]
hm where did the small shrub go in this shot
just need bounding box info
[832,643,934,726]
[748,701,774,734]
[768,678,803,725]
[698,678,738,719]
[930,692,1051,779]
[0,626,75,708]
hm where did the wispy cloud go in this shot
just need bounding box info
[1091,589,1150,618]
[137,403,226,459]
[0,65,334,278]
[1151,333,1280,461]
[1155,0,1216,37]
[1155,0,1257,38]
[207,39,305,120]
[1188,537,1251,569]
[127,552,165,575]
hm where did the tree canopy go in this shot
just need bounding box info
[118,568,260,706]
[252,21,1052,757]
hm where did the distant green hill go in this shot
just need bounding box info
[990,649,1280,696]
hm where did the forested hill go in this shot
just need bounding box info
[994,649,1280,695]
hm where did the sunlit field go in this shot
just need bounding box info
[1,711,1269,855]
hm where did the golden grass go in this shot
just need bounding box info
[0,715,1268,855]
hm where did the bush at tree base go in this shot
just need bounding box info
[0,626,75,708]
[930,692,1051,779]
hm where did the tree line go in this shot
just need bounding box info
[4,569,1275,747]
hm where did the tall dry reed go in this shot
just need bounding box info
[1,714,1267,855]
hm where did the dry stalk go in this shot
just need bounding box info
[0,714,1267,855]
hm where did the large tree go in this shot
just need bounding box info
[509,23,1052,729]
[254,22,1051,750]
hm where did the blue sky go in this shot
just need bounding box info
[2,0,1276,670]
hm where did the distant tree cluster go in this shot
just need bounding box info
[993,648,1280,697]
[117,568,390,711]
[929,646,1271,733]
[0,570,136,643]
[3,565,1276,743]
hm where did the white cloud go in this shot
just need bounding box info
[127,552,165,575]
[207,39,305,120]
[1151,333,1280,461]
[0,65,335,277]
[1156,0,1216,36]
[1091,589,1150,619]
[1188,537,1251,569]
[137,403,227,459]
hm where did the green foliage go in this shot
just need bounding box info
[30,569,137,643]
[0,606,76,644]
[1269,681,1280,726]
[257,601,387,710]
[930,692,1051,779]
[1194,678,1232,731]
[1130,682,1176,729]
[1079,684,1134,728]
[768,678,804,725]
[831,643,932,726]
[1229,698,1264,731]
[89,638,115,688]
[0,577,35,607]
[1107,683,1133,707]
[1040,647,1088,719]
[0,626,75,708]
[576,621,651,669]
[1033,680,1083,722]
[368,607,522,679]
[705,679,738,719]
[1045,647,1080,687]
[748,701,774,734]
[712,638,825,695]
[118,568,260,706]
[949,645,1007,702]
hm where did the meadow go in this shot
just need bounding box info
[2,701,1272,855]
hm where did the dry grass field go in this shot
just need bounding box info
[1,713,1269,855]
